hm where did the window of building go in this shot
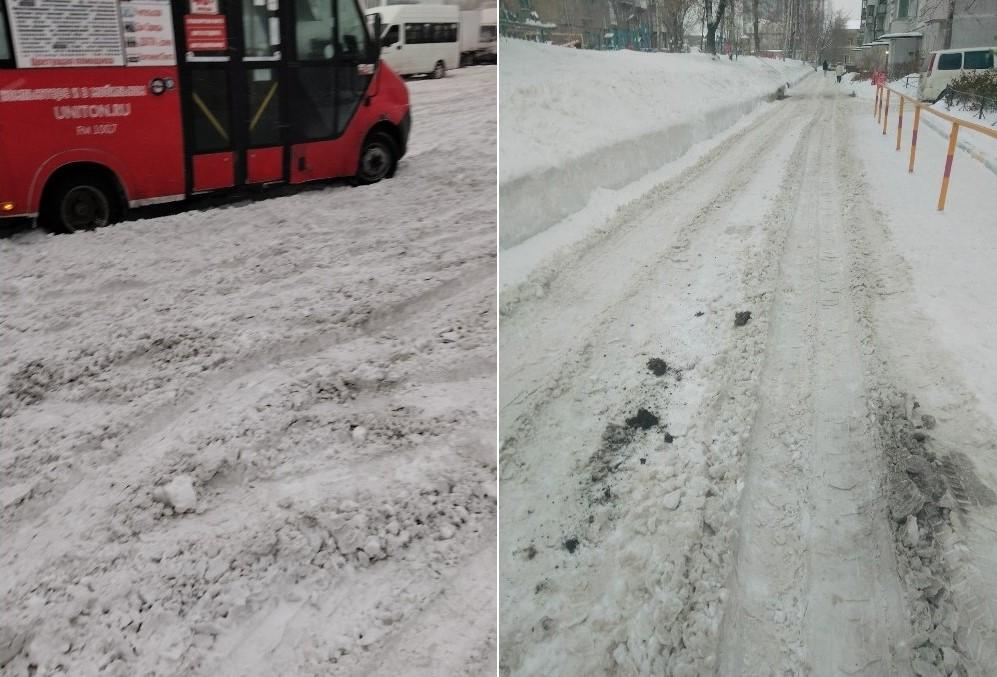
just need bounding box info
[898,0,909,18]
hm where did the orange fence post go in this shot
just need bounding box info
[908,105,921,173]
[937,122,960,211]
[875,85,881,118]
[896,96,905,150]
[882,90,890,135]
[877,86,882,123]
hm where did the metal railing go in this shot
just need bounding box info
[875,83,997,210]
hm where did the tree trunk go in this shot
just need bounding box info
[706,0,728,55]
[942,0,954,50]
[752,0,759,53]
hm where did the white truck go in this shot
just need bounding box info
[458,7,497,66]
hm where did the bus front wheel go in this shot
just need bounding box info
[356,133,398,184]
[41,176,115,234]
[432,61,446,79]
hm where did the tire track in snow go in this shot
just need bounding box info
[4,259,494,532]
[718,80,910,676]
[499,78,830,676]
[500,89,813,459]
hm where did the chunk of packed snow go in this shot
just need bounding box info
[155,476,198,514]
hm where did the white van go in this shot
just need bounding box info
[366,4,459,79]
[918,46,997,101]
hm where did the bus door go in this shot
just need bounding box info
[176,0,287,193]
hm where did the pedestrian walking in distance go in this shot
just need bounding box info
[822,59,829,77]
[836,64,845,83]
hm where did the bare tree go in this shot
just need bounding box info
[704,0,729,54]
[752,0,760,53]
[656,0,695,52]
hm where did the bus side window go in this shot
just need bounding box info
[243,0,278,58]
[382,25,398,49]
[335,0,369,60]
[295,0,334,61]
[937,52,962,70]
[404,23,424,45]
[1,9,13,64]
[191,70,232,152]
[963,50,994,70]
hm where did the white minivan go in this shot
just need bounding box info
[366,4,460,79]
[918,46,997,101]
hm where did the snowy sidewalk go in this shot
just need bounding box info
[0,66,497,677]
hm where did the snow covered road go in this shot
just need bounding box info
[1,66,496,676]
[500,72,997,676]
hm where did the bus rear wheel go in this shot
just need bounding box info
[42,176,115,234]
[432,61,446,79]
[356,133,398,184]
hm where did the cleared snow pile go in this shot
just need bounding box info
[0,67,496,677]
[499,38,811,247]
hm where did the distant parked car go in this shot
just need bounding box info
[917,46,997,102]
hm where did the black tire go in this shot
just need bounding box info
[41,175,117,234]
[431,60,446,79]
[356,132,398,184]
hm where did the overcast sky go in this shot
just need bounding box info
[828,0,859,20]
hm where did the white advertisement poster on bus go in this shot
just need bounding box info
[120,0,177,66]
[7,0,125,68]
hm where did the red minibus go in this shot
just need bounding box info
[0,0,410,232]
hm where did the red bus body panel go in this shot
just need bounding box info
[0,67,185,215]
[291,66,410,184]
[192,152,235,192]
[246,147,283,184]
[0,61,409,220]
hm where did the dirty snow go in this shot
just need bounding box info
[0,66,496,676]
[500,45,997,677]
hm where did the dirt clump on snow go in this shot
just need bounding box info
[625,408,659,430]
[734,311,752,327]
[646,358,669,376]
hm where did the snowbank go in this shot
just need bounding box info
[499,39,812,248]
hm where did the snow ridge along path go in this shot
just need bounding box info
[500,73,997,676]
[0,67,496,676]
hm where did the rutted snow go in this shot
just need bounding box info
[499,53,997,677]
[0,66,496,676]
